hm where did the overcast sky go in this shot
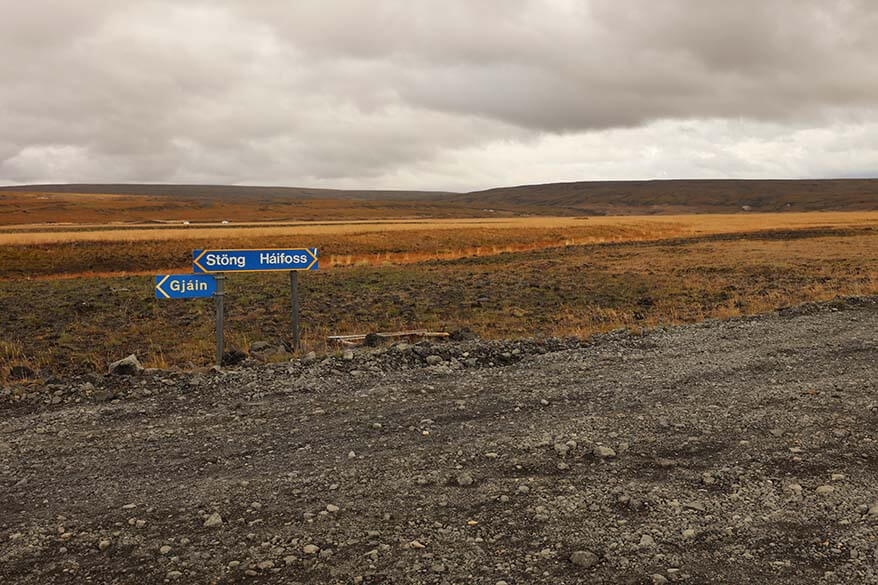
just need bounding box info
[2,0,878,191]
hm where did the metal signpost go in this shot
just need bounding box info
[155,248,318,367]
[290,271,300,348]
[214,274,225,367]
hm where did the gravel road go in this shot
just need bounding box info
[2,297,877,584]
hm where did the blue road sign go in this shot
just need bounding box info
[192,248,318,273]
[155,274,217,299]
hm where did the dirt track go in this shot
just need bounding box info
[2,297,878,584]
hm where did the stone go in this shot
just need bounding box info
[222,348,247,366]
[682,529,696,539]
[159,545,172,555]
[651,575,669,585]
[250,341,272,353]
[257,560,274,570]
[203,512,223,528]
[456,472,475,487]
[426,355,443,365]
[570,550,599,568]
[93,388,117,402]
[593,445,616,458]
[108,354,142,376]
[303,544,320,555]
[449,328,478,341]
[251,347,283,360]
[326,504,340,513]
[784,483,803,497]
[343,350,354,361]
[166,571,183,579]
[683,501,706,512]
[815,485,835,496]
[639,534,655,548]
[98,539,111,551]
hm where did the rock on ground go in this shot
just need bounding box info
[107,354,142,376]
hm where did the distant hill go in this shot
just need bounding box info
[0,183,451,201]
[444,179,878,215]
[1,179,876,224]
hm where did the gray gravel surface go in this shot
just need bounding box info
[2,296,877,584]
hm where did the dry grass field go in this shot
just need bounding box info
[2,212,876,279]
[1,210,876,381]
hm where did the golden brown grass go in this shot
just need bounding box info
[1,222,876,381]
[0,220,689,278]
[3,212,878,245]
[0,216,679,244]
[1,209,876,381]
[2,212,876,280]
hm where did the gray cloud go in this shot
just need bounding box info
[1,0,877,189]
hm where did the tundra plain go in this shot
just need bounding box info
[0,202,876,380]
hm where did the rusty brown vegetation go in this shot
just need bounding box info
[2,213,877,277]
[1,210,876,380]
[0,191,487,226]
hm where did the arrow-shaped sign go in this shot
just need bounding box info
[155,274,217,299]
[192,248,318,273]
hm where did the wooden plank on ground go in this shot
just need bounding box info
[328,330,449,342]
